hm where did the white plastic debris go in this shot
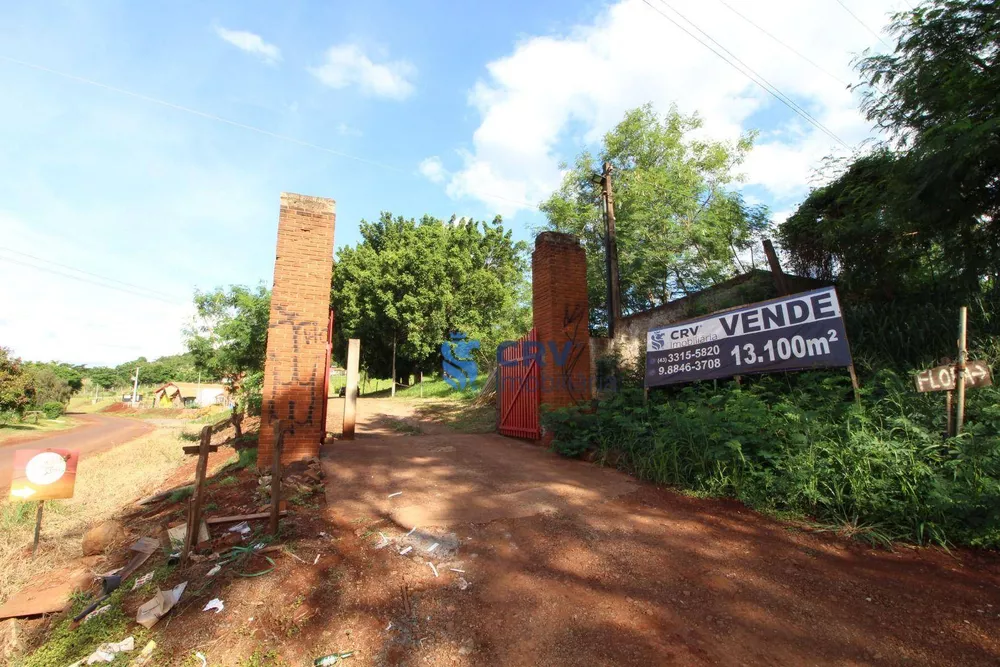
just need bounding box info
[406,526,417,536]
[388,492,402,498]
[427,543,439,553]
[386,621,393,631]
[457,577,470,591]
[313,554,320,565]
[131,572,154,591]
[399,546,413,555]
[428,562,439,577]
[203,598,224,614]
[136,581,187,629]
[450,568,465,573]
[83,635,135,664]
[228,521,251,536]
[195,651,207,666]
[206,565,222,577]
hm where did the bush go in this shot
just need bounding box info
[544,370,1000,548]
[237,371,263,416]
[41,401,65,419]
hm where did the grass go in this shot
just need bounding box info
[66,396,116,414]
[414,400,495,433]
[0,428,189,615]
[0,415,78,443]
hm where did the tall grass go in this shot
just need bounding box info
[546,370,1000,547]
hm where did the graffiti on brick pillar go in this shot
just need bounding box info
[560,303,588,403]
[266,303,323,430]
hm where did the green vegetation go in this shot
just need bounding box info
[41,401,64,419]
[542,104,768,333]
[331,213,530,381]
[547,371,1000,548]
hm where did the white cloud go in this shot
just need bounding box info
[418,156,447,183]
[442,0,907,215]
[215,27,282,65]
[336,122,362,137]
[309,44,416,100]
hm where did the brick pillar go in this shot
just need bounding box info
[260,193,336,465]
[532,232,591,409]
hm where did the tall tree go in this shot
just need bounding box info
[541,104,768,332]
[185,284,271,384]
[331,213,529,380]
[782,0,1000,297]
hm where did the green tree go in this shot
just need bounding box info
[27,367,72,406]
[0,347,31,413]
[86,366,125,390]
[331,213,529,381]
[782,0,1000,297]
[541,104,768,332]
[25,361,84,392]
[185,284,271,384]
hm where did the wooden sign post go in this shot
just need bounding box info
[181,426,217,563]
[269,420,287,537]
[10,449,79,557]
[913,306,993,436]
[342,339,360,440]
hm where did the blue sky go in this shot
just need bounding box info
[0,0,909,366]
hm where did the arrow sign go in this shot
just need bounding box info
[914,360,993,393]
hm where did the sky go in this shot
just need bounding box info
[0,0,911,367]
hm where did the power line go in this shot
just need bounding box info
[0,246,183,301]
[714,0,850,88]
[0,255,185,305]
[0,54,538,211]
[642,0,849,149]
[831,0,892,49]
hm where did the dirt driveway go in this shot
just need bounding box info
[323,428,1000,666]
[0,413,153,494]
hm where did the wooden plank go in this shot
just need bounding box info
[915,360,992,392]
[270,420,286,536]
[206,510,288,525]
[182,445,219,455]
[181,425,212,562]
[0,564,93,619]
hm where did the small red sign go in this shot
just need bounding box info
[9,449,79,501]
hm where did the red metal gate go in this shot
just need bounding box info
[497,328,541,439]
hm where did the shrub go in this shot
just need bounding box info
[544,369,1000,548]
[42,401,65,419]
[238,371,263,416]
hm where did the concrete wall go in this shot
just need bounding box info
[259,193,336,464]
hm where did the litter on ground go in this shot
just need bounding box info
[387,492,402,498]
[206,564,222,577]
[203,598,225,613]
[427,542,439,553]
[136,581,187,629]
[73,635,134,665]
[399,546,412,555]
[131,572,154,591]
[428,562,439,577]
[83,604,111,623]
[314,650,355,665]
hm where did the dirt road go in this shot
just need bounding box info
[322,430,1000,666]
[0,413,153,494]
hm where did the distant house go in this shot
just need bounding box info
[153,382,227,408]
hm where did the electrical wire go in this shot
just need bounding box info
[0,255,185,304]
[714,0,850,88]
[0,54,537,211]
[831,0,892,48]
[648,0,849,149]
[0,246,182,301]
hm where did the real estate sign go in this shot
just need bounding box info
[645,287,853,387]
[9,449,79,501]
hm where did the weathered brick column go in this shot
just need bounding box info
[532,232,591,409]
[259,193,336,464]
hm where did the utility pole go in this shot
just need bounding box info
[600,162,622,338]
[131,366,140,406]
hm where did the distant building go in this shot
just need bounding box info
[153,382,227,408]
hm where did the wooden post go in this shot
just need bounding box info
[955,306,968,435]
[601,162,621,338]
[420,371,423,398]
[945,390,954,437]
[343,339,360,440]
[847,363,862,405]
[182,425,212,562]
[31,501,44,557]
[391,333,397,398]
[762,239,791,296]
[269,420,286,536]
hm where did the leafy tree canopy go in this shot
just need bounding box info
[332,213,530,378]
[541,104,768,332]
[185,285,270,384]
[781,0,1000,298]
[0,347,31,413]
